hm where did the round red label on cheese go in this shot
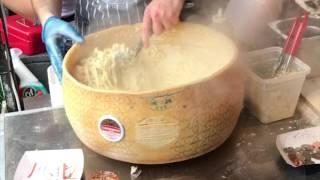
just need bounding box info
[98,115,124,142]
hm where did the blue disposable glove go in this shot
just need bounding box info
[42,16,84,81]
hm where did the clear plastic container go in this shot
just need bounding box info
[243,47,310,124]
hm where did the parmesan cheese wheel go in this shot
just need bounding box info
[63,23,245,164]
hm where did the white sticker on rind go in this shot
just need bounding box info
[98,115,125,142]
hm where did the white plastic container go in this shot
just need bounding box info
[10,48,48,97]
[47,66,64,107]
[243,47,310,124]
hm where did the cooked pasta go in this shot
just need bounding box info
[73,34,234,91]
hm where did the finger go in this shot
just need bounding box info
[170,17,179,26]
[60,25,84,43]
[46,38,63,81]
[152,17,164,35]
[162,18,173,31]
[143,10,153,48]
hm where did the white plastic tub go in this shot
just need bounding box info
[47,66,63,107]
[243,47,310,124]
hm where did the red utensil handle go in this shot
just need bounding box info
[283,16,301,53]
[289,13,309,56]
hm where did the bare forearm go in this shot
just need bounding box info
[2,0,35,20]
[31,0,61,25]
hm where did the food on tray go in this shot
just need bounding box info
[283,141,320,166]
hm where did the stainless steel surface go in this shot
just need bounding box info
[4,101,320,180]
[23,95,51,110]
[295,36,320,78]
[75,0,149,36]
[269,16,320,40]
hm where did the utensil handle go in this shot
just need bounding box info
[283,16,301,53]
[289,13,309,56]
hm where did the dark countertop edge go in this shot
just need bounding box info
[4,106,63,118]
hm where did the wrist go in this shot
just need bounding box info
[39,13,55,26]
[37,7,58,26]
[41,16,60,41]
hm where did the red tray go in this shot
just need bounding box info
[0,15,45,55]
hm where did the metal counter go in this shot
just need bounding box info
[4,102,320,180]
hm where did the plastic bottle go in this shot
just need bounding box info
[10,48,48,98]
[225,0,284,48]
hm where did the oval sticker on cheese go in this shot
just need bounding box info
[98,115,124,142]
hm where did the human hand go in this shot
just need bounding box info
[42,16,84,81]
[142,0,185,47]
